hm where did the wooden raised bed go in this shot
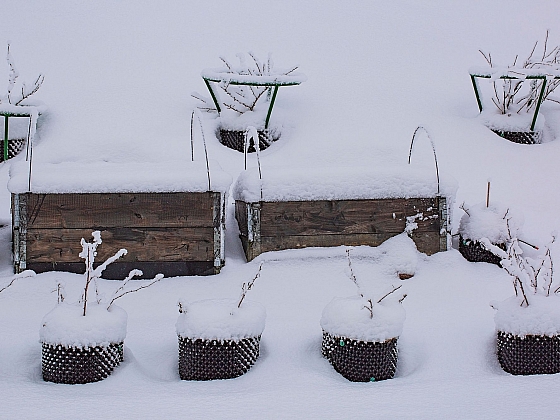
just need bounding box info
[12,191,225,278]
[235,196,448,261]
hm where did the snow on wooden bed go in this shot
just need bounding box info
[233,165,456,260]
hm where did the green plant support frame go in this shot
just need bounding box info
[202,76,302,129]
[470,72,560,131]
[1,111,34,161]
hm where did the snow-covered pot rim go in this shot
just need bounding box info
[233,165,457,204]
[176,298,266,341]
[458,202,522,243]
[478,110,545,132]
[320,296,405,343]
[40,303,127,348]
[492,295,560,337]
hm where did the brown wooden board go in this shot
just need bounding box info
[25,228,214,263]
[259,198,439,236]
[236,197,447,261]
[22,192,215,229]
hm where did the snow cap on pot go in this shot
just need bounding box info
[176,262,266,341]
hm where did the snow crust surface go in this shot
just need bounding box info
[176,298,266,340]
[8,160,232,193]
[40,303,127,347]
[233,165,457,203]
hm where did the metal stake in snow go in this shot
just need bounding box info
[408,126,440,196]
[191,109,212,191]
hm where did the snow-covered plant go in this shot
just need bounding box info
[479,31,560,115]
[0,43,44,106]
[79,231,163,316]
[484,223,556,308]
[192,52,299,115]
[346,249,406,319]
[0,270,35,294]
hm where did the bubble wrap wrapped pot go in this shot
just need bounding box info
[322,331,398,382]
[459,236,505,266]
[491,129,542,144]
[497,332,560,375]
[0,139,26,162]
[218,129,276,153]
[178,335,261,380]
[41,341,124,384]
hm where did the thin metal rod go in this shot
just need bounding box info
[193,109,212,191]
[189,111,195,161]
[265,85,279,129]
[3,115,8,161]
[25,116,32,161]
[531,78,547,131]
[471,75,483,112]
[408,126,440,196]
[204,79,221,113]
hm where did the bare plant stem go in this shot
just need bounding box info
[377,285,403,304]
[238,262,263,308]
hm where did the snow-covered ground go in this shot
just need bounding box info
[1,1,560,418]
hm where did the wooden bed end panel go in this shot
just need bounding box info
[12,192,224,276]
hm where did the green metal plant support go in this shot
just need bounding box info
[1,112,35,161]
[202,76,301,129]
[470,73,559,131]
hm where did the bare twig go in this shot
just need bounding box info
[0,270,36,293]
[346,248,363,297]
[377,284,403,304]
[237,262,263,308]
[107,273,164,310]
[362,299,374,319]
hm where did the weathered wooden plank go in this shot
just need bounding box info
[259,231,441,255]
[259,198,439,237]
[25,227,214,263]
[23,192,217,229]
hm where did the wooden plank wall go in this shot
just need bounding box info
[236,197,447,261]
[13,192,222,277]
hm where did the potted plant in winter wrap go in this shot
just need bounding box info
[458,192,523,265]
[321,234,415,382]
[470,31,560,144]
[486,228,560,375]
[192,52,305,152]
[40,231,162,384]
[176,263,266,380]
[0,43,45,162]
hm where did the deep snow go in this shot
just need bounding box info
[2,1,560,418]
